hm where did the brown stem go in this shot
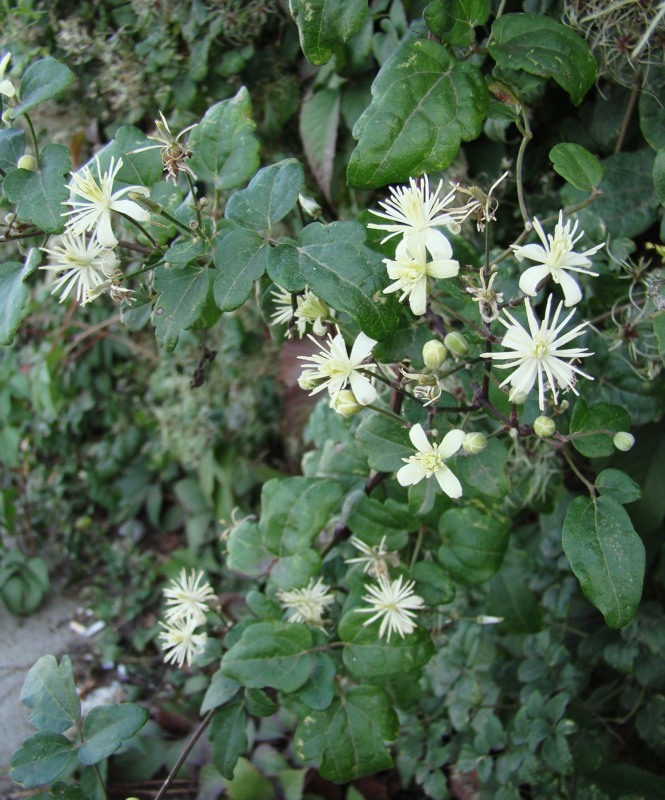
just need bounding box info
[153,709,217,800]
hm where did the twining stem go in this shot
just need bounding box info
[24,113,40,162]
[185,171,204,230]
[367,404,409,426]
[615,78,640,154]
[118,212,161,249]
[153,709,217,800]
[562,448,597,497]
[515,111,533,229]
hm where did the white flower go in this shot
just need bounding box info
[163,568,216,625]
[64,156,151,247]
[0,52,15,98]
[158,617,207,668]
[513,211,603,307]
[270,285,332,338]
[396,423,465,499]
[40,231,119,305]
[298,327,377,405]
[346,536,400,579]
[368,175,473,259]
[355,574,426,642]
[277,577,335,629]
[481,295,594,411]
[383,236,459,316]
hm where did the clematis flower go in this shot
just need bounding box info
[355,574,426,642]
[64,156,151,248]
[368,175,473,259]
[481,295,593,411]
[513,211,603,306]
[346,536,400,579]
[40,231,119,305]
[277,578,335,629]
[396,423,465,499]
[383,236,459,316]
[158,617,207,668]
[298,327,377,405]
[163,568,216,625]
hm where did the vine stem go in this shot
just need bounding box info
[24,113,40,162]
[515,111,533,230]
[562,448,597,498]
[614,78,640,154]
[153,709,217,800]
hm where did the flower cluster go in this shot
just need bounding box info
[270,285,334,338]
[158,569,215,668]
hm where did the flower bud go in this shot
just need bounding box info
[534,416,556,438]
[297,369,320,391]
[17,154,36,171]
[463,432,487,454]
[422,339,447,370]
[2,108,13,124]
[509,389,529,405]
[613,431,635,452]
[298,192,322,219]
[444,331,468,357]
[330,389,363,417]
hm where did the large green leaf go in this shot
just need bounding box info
[78,704,149,765]
[343,492,411,546]
[654,149,665,206]
[209,701,248,780]
[267,221,401,340]
[225,159,304,231]
[339,613,434,677]
[200,670,241,714]
[549,143,603,192]
[0,250,39,346]
[10,732,77,788]
[188,88,260,191]
[0,128,25,172]
[226,519,275,577]
[20,655,81,733]
[456,438,508,498]
[595,469,641,505]
[152,263,213,351]
[424,0,489,46]
[355,413,412,472]
[300,87,340,201]
[289,0,368,65]
[214,229,270,311]
[347,38,488,188]
[221,622,314,692]
[3,144,70,232]
[96,126,163,188]
[10,58,74,119]
[562,495,645,628]
[489,14,596,105]
[295,686,398,782]
[438,506,508,583]
[639,65,665,150]
[569,399,631,458]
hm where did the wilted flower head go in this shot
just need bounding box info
[64,156,151,248]
[513,211,603,307]
[277,577,335,629]
[355,574,426,642]
[481,295,594,410]
[346,536,400,579]
[41,231,119,306]
[397,423,465,499]
[163,568,216,625]
[298,327,377,405]
[158,617,207,669]
[133,111,197,184]
[465,269,504,323]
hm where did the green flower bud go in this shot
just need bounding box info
[297,369,320,391]
[534,416,556,438]
[463,432,487,454]
[509,389,529,405]
[17,154,36,171]
[422,339,447,370]
[444,331,469,357]
[330,389,363,417]
[613,431,635,452]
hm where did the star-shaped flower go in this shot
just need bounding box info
[298,327,377,405]
[64,156,151,248]
[163,568,216,625]
[277,578,335,629]
[513,211,603,306]
[396,423,465,499]
[383,236,459,316]
[355,574,426,642]
[481,295,593,410]
[40,231,119,305]
[158,617,207,669]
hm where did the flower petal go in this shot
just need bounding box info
[435,465,463,498]
[409,423,431,454]
[519,264,551,297]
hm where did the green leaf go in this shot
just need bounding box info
[289,0,368,65]
[98,126,163,188]
[569,399,631,458]
[438,506,508,583]
[227,519,275,578]
[639,65,665,150]
[424,0,489,46]
[10,732,77,788]
[299,653,336,711]
[269,549,321,590]
[226,159,304,231]
[0,550,49,615]
[222,622,314,692]
[78,704,148,765]
[214,229,270,311]
[411,561,455,605]
[209,701,248,780]
[188,88,260,191]
[267,222,401,340]
[595,469,642,505]
[348,38,488,188]
[562,495,645,628]
[487,549,542,634]
[355,413,411,472]
[0,128,25,171]
[20,654,81,733]
[10,58,74,119]
[300,87,340,201]
[51,783,90,800]
[549,143,603,192]
[340,613,434,677]
[343,493,411,546]
[3,144,71,232]
[654,149,665,206]
[488,14,596,105]
[245,688,278,718]
[456,438,508,498]
[152,263,212,351]
[0,251,39,346]
[295,686,398,783]
[201,670,241,714]
[654,313,665,365]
